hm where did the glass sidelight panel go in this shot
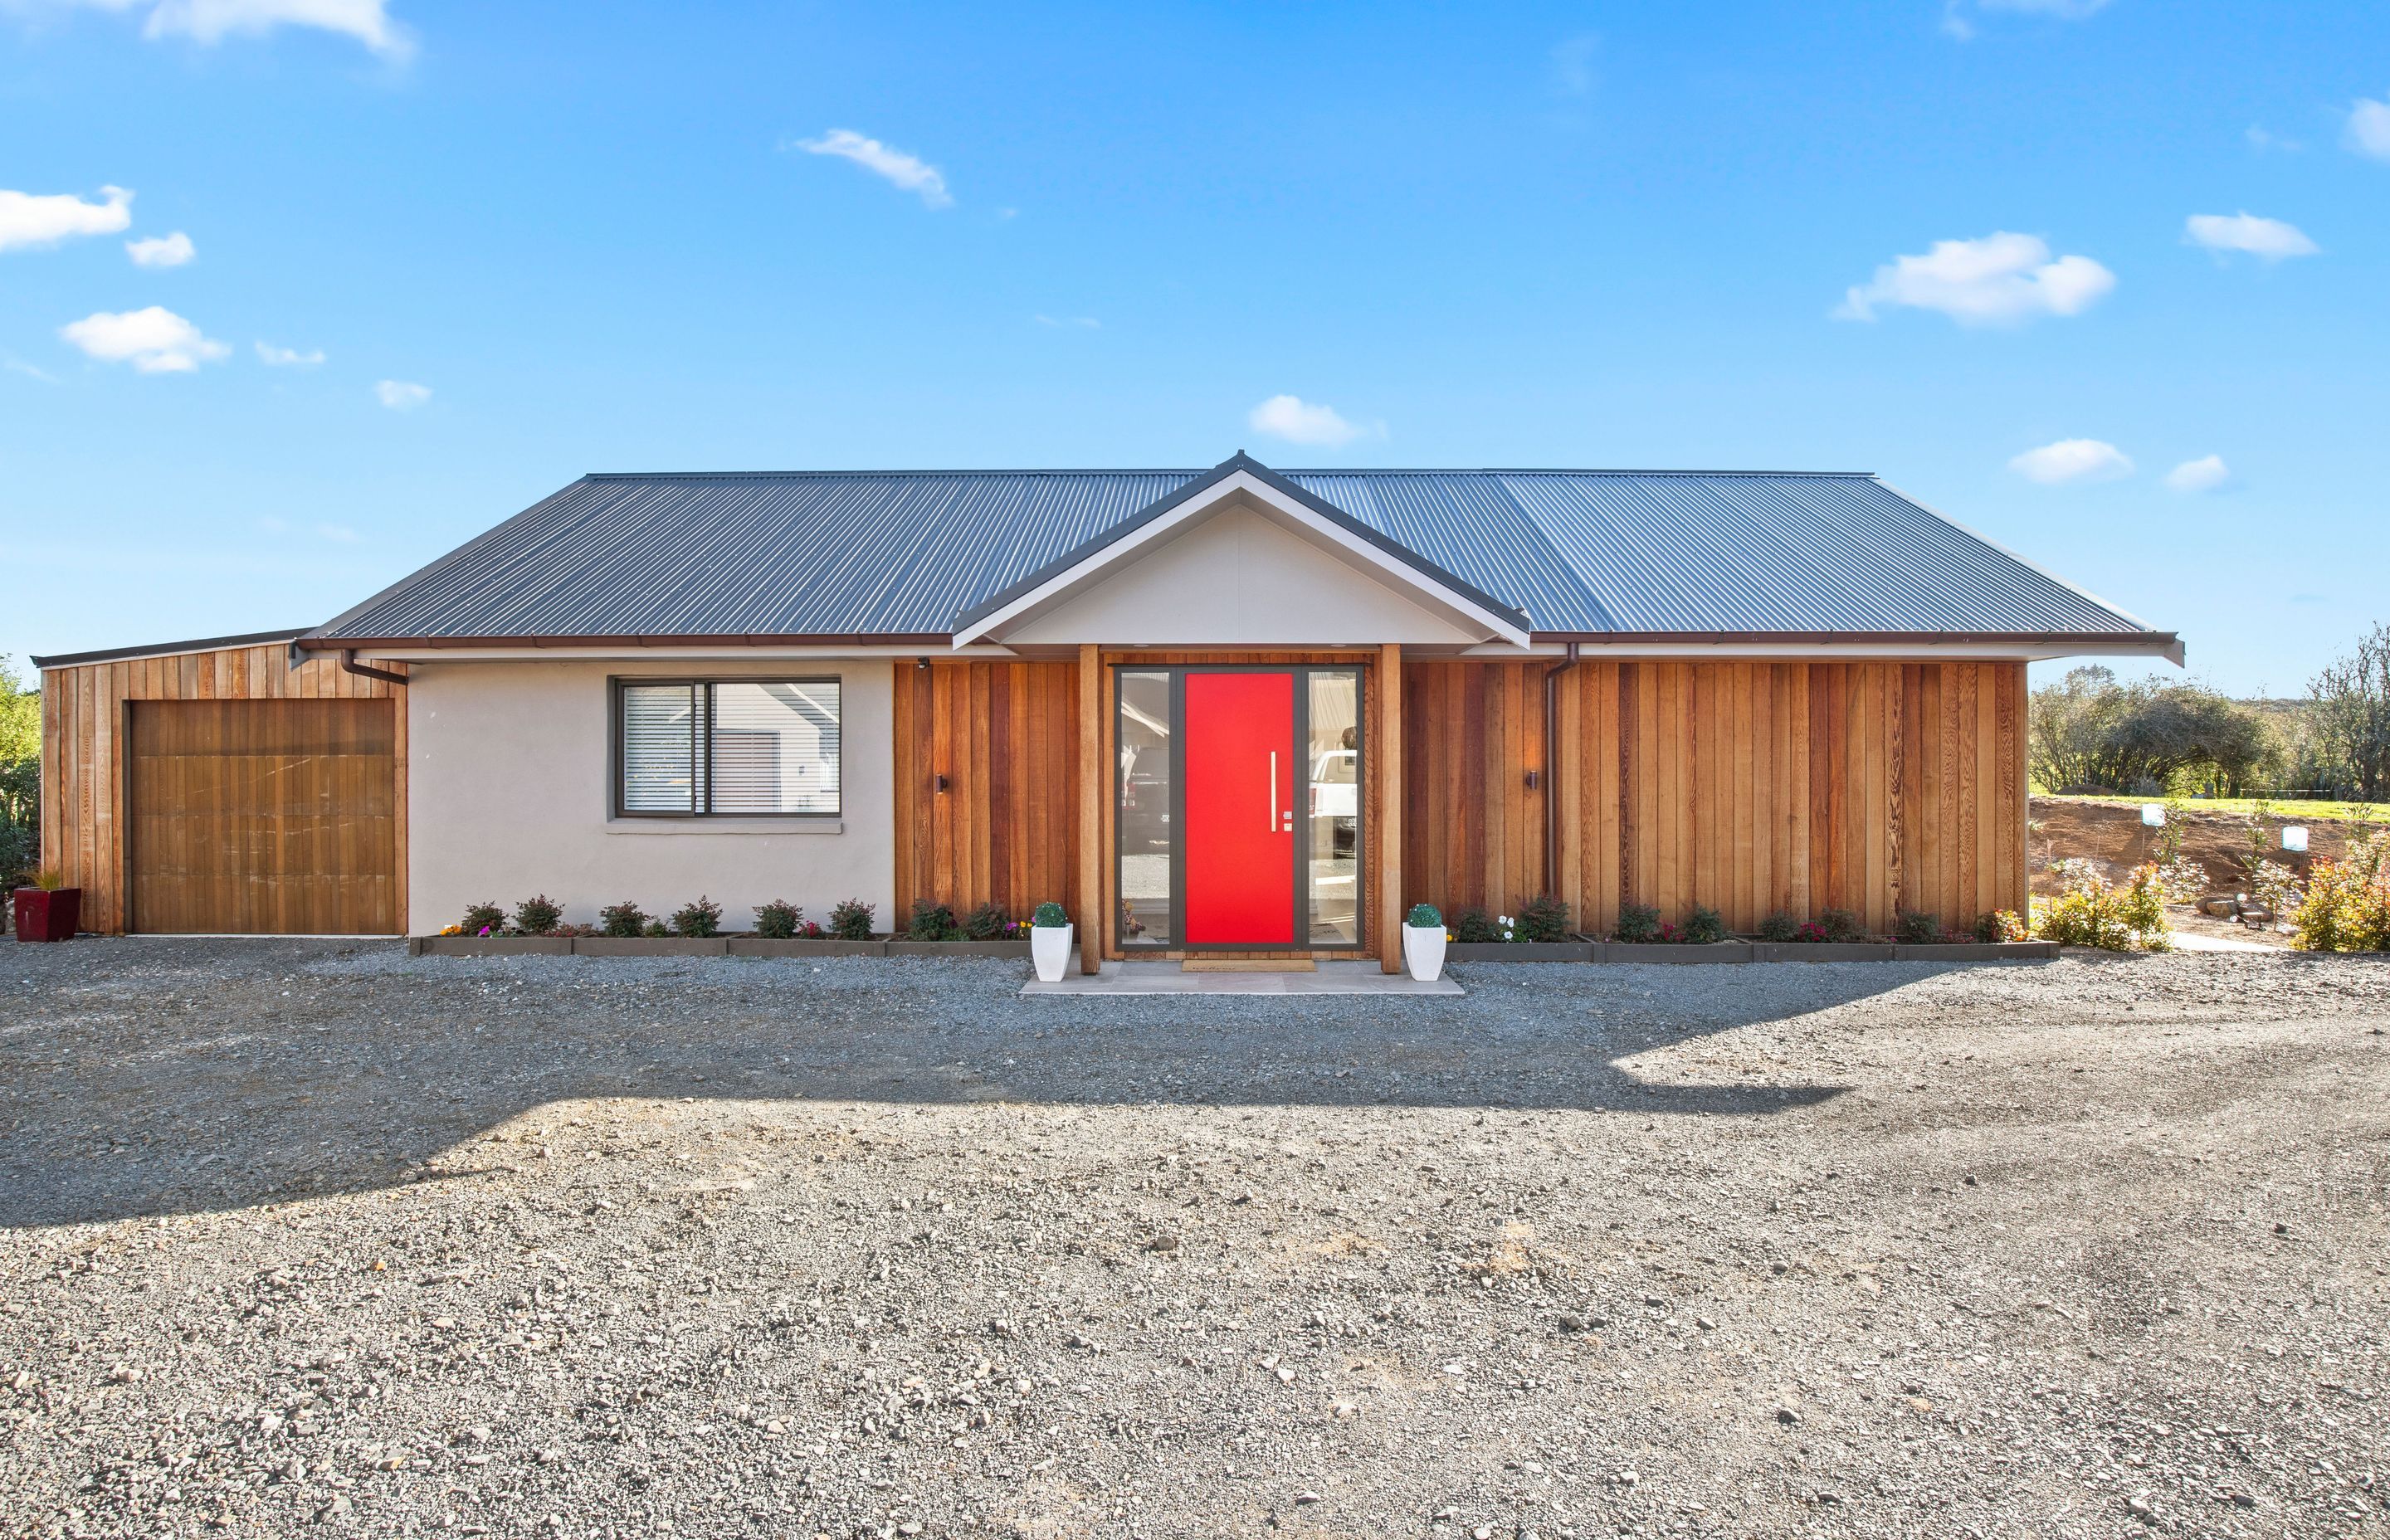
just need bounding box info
[1306,670,1362,945]
[1116,670,1173,946]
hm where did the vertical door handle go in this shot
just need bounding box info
[1266,751,1275,833]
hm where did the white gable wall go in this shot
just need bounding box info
[1001,503,1483,647]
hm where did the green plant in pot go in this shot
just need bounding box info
[1029,900,1073,982]
[1402,902,1447,982]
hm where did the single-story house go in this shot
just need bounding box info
[35,452,2178,970]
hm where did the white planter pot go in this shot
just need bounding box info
[1402,924,1446,982]
[1031,924,1076,982]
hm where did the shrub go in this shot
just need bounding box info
[829,898,877,939]
[1680,905,1726,945]
[752,899,802,939]
[963,902,1010,940]
[906,899,959,941]
[2291,828,2390,952]
[1894,909,1946,945]
[1816,908,1866,943]
[1406,902,1442,928]
[461,901,505,936]
[1031,900,1068,929]
[1612,903,1661,944]
[1451,906,1503,943]
[1974,909,2027,944]
[598,900,648,938]
[512,894,563,936]
[2033,862,2171,952]
[1514,894,1571,943]
[669,896,723,938]
[641,919,671,938]
[1757,909,1801,943]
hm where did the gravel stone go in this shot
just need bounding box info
[3,940,2388,1538]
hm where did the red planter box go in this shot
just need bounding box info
[12,887,80,943]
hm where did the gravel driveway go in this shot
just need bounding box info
[4,941,2387,1539]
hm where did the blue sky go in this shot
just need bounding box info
[2,0,2384,694]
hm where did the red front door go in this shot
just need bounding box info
[1182,671,1295,945]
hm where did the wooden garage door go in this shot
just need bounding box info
[129,699,399,934]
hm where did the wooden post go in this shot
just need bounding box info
[1378,643,1404,972]
[1077,643,1103,975]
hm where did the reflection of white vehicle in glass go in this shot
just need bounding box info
[1310,748,1358,817]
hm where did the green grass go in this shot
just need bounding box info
[2034,792,2388,824]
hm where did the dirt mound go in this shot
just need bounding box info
[2030,797,2351,896]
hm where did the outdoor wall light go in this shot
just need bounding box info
[935,774,951,793]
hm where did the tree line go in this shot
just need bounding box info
[2031,622,2390,801]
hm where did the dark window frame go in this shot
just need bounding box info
[609,675,845,821]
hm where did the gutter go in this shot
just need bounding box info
[1542,641,1581,901]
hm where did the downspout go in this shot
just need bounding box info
[1541,641,1581,899]
[339,650,409,687]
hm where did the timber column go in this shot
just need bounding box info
[1077,643,1103,975]
[1378,643,1404,972]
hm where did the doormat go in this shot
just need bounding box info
[1181,958,1317,973]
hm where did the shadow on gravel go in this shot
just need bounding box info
[0,939,1956,1230]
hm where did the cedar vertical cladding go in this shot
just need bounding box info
[1402,658,2027,936]
[891,659,1081,925]
[38,641,407,935]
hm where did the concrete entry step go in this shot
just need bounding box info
[1023,960,1463,997]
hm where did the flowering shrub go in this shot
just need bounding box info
[513,894,563,936]
[1757,909,1801,943]
[752,899,802,939]
[1973,909,2028,944]
[461,901,505,936]
[1681,905,1727,944]
[1816,908,1866,943]
[829,898,877,940]
[1514,894,1571,942]
[1893,909,1949,945]
[2292,828,2390,952]
[2033,862,2171,951]
[599,901,647,938]
[669,896,723,938]
[1612,903,1661,944]
[1450,906,1504,943]
[963,903,1011,940]
[2153,855,2210,906]
[906,899,960,940]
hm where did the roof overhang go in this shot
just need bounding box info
[949,454,1533,650]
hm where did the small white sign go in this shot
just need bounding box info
[2281,826,2309,853]
[2141,803,2165,827]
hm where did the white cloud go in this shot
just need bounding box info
[0,184,133,252]
[315,522,359,542]
[2245,124,2301,154]
[255,340,325,367]
[2183,212,2317,261]
[1837,231,2114,326]
[2163,455,2231,494]
[125,229,195,267]
[2008,438,2134,485]
[2347,96,2390,162]
[1944,0,2108,39]
[792,129,951,208]
[1247,394,1372,448]
[58,305,229,373]
[1550,32,1599,97]
[30,0,410,56]
[374,378,430,410]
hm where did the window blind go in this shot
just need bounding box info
[621,683,697,812]
[619,680,840,816]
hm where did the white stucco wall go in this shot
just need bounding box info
[406,659,894,935]
[1002,504,1482,647]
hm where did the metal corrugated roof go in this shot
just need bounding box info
[311,461,2160,643]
